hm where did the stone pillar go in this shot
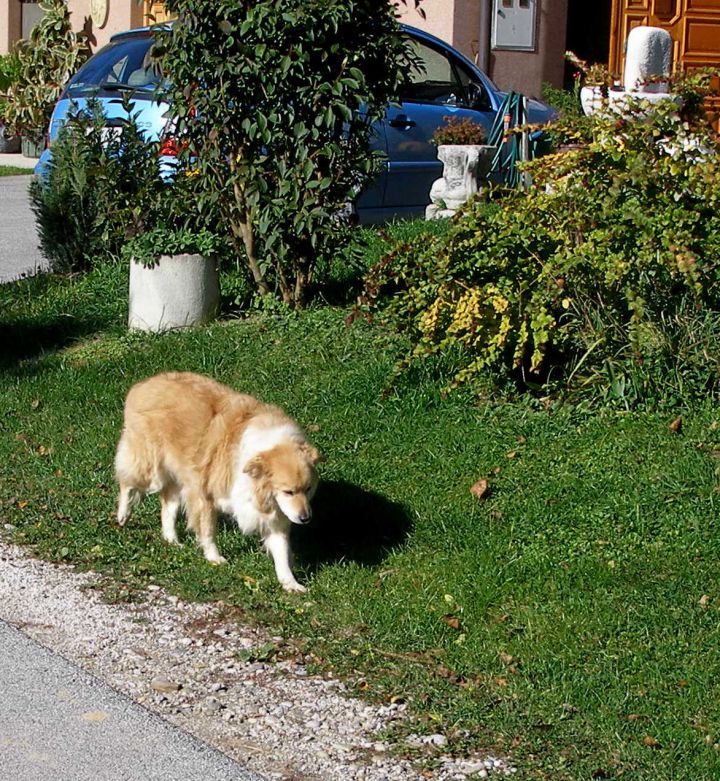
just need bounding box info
[623,26,673,93]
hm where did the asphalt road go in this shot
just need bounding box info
[0,173,46,284]
[0,620,265,781]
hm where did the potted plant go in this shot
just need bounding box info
[426,116,495,219]
[122,223,223,333]
[115,129,224,333]
[0,51,21,153]
[566,51,616,116]
[4,0,90,158]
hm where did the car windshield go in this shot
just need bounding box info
[64,34,161,97]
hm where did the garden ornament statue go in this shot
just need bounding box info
[426,145,486,219]
[425,117,493,220]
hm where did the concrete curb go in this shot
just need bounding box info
[0,152,38,170]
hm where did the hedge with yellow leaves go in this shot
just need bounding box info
[362,94,720,404]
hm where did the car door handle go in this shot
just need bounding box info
[388,115,416,129]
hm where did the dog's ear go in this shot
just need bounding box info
[244,455,266,479]
[301,443,322,465]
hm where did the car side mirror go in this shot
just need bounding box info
[468,82,492,112]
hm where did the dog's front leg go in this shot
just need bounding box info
[264,532,306,593]
[186,489,226,565]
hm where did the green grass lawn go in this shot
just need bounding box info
[2,254,720,780]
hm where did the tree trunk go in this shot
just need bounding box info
[228,156,269,296]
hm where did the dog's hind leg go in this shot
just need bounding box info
[116,484,141,527]
[114,433,148,527]
[186,488,226,565]
[264,532,306,593]
[160,485,182,545]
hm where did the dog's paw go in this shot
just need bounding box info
[207,554,228,566]
[282,581,307,593]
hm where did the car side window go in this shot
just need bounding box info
[402,38,488,110]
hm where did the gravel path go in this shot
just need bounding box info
[0,537,515,780]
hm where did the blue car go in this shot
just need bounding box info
[36,24,555,223]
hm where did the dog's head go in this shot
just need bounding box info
[244,441,320,524]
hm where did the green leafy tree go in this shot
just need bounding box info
[5,0,90,143]
[154,0,416,307]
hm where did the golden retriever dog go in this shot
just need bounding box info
[114,372,320,592]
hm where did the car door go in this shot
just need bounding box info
[382,35,498,217]
[353,118,388,223]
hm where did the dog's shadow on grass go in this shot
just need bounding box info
[293,479,412,570]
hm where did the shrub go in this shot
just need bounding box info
[431,116,487,146]
[121,226,223,268]
[541,82,583,120]
[0,51,22,125]
[362,94,720,406]
[30,99,170,273]
[4,0,90,143]
[154,0,416,308]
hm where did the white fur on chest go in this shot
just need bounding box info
[216,423,298,538]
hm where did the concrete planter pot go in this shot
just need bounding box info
[21,135,44,158]
[580,85,608,116]
[0,123,20,154]
[128,253,219,332]
[608,89,682,116]
[426,144,496,220]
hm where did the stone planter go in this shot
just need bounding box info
[608,89,682,116]
[128,253,220,332]
[21,135,44,158]
[0,123,20,154]
[426,144,496,220]
[580,85,608,116]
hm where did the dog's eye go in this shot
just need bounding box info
[283,489,295,496]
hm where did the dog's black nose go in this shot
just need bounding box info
[298,510,312,524]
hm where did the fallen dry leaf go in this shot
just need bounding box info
[699,594,711,607]
[669,416,682,434]
[441,615,461,631]
[470,479,489,499]
[505,450,517,459]
[499,652,515,666]
[642,736,660,748]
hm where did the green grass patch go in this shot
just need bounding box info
[1,252,720,780]
[0,164,33,176]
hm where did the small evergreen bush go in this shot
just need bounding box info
[30,100,167,273]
